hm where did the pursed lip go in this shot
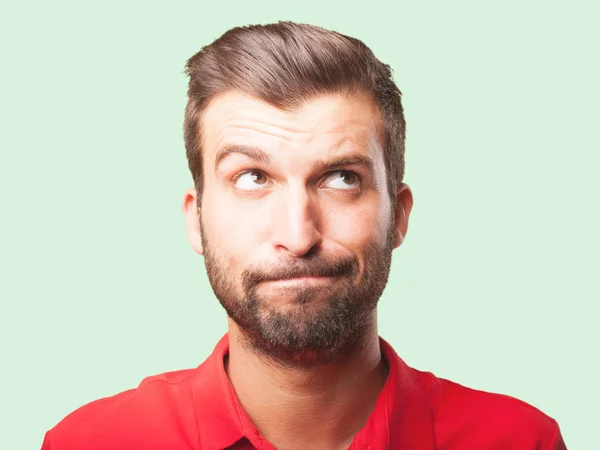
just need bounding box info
[264,275,336,283]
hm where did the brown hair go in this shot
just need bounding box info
[183,21,406,206]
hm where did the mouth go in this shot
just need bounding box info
[263,275,337,285]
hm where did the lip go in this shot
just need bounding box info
[265,276,335,284]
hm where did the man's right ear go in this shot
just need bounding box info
[182,187,204,255]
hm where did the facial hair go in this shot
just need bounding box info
[200,219,395,368]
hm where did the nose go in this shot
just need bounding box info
[271,185,322,257]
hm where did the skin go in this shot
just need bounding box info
[182,90,413,450]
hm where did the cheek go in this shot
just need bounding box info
[327,213,381,252]
[322,194,392,247]
[201,189,270,258]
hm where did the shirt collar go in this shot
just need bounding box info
[191,334,436,450]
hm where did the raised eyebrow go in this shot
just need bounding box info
[214,145,271,173]
[311,155,375,177]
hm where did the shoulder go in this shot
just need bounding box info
[43,368,198,450]
[413,369,565,449]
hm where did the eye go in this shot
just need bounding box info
[322,170,360,190]
[234,170,269,190]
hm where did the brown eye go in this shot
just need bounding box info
[234,170,269,190]
[251,171,266,184]
[341,171,357,185]
[323,170,360,190]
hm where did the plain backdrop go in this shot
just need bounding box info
[1,1,598,449]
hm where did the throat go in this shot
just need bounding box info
[223,331,389,450]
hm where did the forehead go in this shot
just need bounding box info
[199,90,384,157]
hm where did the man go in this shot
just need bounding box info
[42,21,567,449]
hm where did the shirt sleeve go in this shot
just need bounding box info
[41,431,52,450]
[548,421,568,450]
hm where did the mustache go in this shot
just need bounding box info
[242,253,359,286]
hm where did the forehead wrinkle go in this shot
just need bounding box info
[201,91,385,174]
[219,100,314,136]
[214,98,376,143]
[211,123,381,174]
[221,119,313,143]
[216,116,375,151]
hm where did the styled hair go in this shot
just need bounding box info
[183,21,405,206]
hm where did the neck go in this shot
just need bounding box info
[225,315,388,450]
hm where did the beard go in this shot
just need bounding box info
[200,220,395,368]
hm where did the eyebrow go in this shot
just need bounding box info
[213,144,375,178]
[214,145,270,172]
[309,155,375,178]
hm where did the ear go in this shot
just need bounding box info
[392,183,414,249]
[182,187,204,255]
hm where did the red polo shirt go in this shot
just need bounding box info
[42,334,567,449]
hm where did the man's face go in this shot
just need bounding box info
[183,90,411,366]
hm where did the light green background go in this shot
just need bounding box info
[1,1,597,449]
